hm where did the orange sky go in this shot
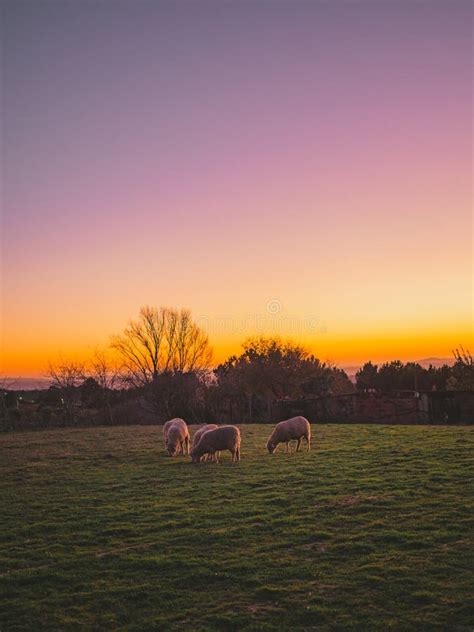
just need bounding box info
[2,305,471,376]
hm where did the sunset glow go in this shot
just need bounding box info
[2,1,472,376]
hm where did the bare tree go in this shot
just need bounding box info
[90,350,121,390]
[172,309,213,373]
[111,306,166,385]
[111,306,213,387]
[451,346,474,390]
[453,345,473,367]
[46,359,85,423]
[89,350,121,424]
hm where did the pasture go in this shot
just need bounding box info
[1,424,473,631]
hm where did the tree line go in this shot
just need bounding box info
[1,306,473,429]
[44,306,355,426]
[355,347,474,393]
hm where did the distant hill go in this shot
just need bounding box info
[417,357,454,368]
[2,377,51,391]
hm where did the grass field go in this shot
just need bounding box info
[1,424,473,631]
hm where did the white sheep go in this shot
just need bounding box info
[192,424,219,462]
[192,423,218,449]
[190,425,241,464]
[163,418,181,445]
[165,418,190,456]
[266,416,311,453]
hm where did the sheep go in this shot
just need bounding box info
[191,423,219,462]
[190,425,241,464]
[165,418,190,456]
[266,416,311,454]
[192,423,218,449]
[163,418,181,444]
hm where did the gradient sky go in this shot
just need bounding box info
[1,0,472,376]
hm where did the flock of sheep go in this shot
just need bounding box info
[163,416,312,463]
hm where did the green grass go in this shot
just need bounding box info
[0,424,473,631]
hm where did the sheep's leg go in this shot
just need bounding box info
[296,438,302,452]
[285,442,289,453]
[185,436,190,455]
[236,447,240,461]
[307,435,311,451]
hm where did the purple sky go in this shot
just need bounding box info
[1,0,472,374]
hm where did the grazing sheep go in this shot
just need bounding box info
[165,418,190,456]
[190,425,241,464]
[192,424,218,449]
[266,416,311,454]
[163,418,181,445]
[192,424,219,462]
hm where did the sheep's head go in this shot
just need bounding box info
[166,441,178,457]
[266,439,276,454]
[190,447,201,463]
